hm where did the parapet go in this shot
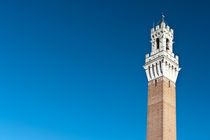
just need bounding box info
[151,23,174,35]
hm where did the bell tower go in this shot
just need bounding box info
[143,15,181,140]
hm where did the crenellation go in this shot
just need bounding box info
[156,25,160,30]
[170,29,174,34]
[161,21,166,28]
[166,25,170,30]
[175,55,179,61]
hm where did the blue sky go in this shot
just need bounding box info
[0,0,210,140]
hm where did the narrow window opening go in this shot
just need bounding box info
[166,38,169,50]
[169,81,170,87]
[155,79,157,87]
[156,38,160,49]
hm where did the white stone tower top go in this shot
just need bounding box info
[143,15,181,83]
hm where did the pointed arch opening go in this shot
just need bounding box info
[166,38,169,50]
[156,38,160,49]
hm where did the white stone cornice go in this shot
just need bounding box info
[144,51,180,83]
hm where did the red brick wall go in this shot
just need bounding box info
[147,77,176,140]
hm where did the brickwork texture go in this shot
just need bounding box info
[146,76,176,140]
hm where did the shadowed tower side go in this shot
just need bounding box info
[143,16,181,140]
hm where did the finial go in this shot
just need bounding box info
[161,13,165,23]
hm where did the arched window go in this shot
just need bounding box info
[156,38,160,49]
[166,38,169,50]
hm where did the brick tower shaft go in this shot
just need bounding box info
[147,77,176,140]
